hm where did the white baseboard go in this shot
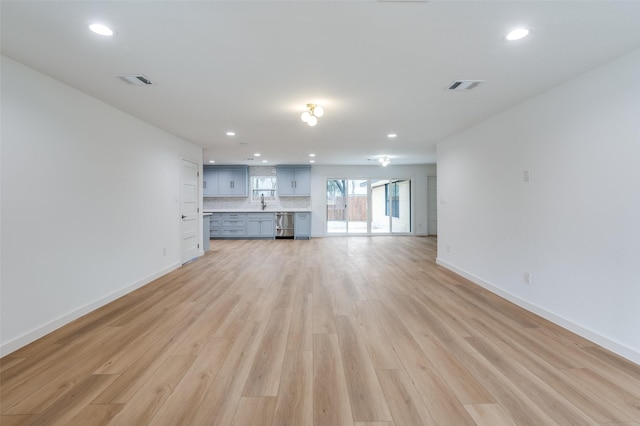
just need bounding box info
[436,257,640,366]
[0,262,181,357]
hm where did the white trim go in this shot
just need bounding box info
[0,262,180,357]
[436,257,640,366]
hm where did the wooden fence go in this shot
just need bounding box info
[327,195,367,221]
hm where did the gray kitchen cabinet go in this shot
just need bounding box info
[246,213,275,238]
[221,213,246,236]
[209,213,222,237]
[203,168,219,196]
[277,166,311,196]
[203,215,211,251]
[203,166,248,197]
[218,167,248,196]
[294,212,311,239]
[210,212,275,239]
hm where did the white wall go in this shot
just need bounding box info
[310,164,437,237]
[0,56,203,356]
[437,48,640,364]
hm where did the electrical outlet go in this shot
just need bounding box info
[524,272,532,285]
[446,245,451,253]
[523,170,530,182]
[163,248,167,256]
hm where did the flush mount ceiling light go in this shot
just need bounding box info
[89,23,114,36]
[301,103,324,127]
[378,155,391,167]
[506,28,530,41]
[387,133,397,139]
[226,131,236,136]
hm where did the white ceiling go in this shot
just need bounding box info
[2,1,640,166]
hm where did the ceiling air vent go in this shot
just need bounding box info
[116,74,155,86]
[447,80,483,91]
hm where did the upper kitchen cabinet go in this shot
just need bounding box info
[203,167,219,196]
[218,166,248,196]
[277,165,311,196]
[203,165,248,197]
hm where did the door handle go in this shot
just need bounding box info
[182,215,187,219]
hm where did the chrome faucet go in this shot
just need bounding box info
[261,193,266,210]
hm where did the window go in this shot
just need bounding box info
[251,176,277,202]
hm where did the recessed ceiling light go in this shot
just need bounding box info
[226,131,236,136]
[89,23,114,36]
[387,133,397,139]
[262,160,268,163]
[309,153,316,157]
[310,160,315,164]
[209,160,215,163]
[506,28,530,41]
[254,153,261,157]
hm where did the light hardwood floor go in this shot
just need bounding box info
[2,237,639,425]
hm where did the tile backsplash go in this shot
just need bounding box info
[203,196,311,211]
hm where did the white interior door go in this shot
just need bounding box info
[181,159,199,263]
[427,176,438,236]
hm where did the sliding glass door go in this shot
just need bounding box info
[327,178,410,234]
[347,179,367,233]
[326,179,368,233]
[390,179,411,233]
[371,180,390,233]
[327,179,347,233]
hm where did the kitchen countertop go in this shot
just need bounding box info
[204,209,311,213]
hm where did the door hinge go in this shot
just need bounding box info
[198,207,200,213]
[198,243,200,249]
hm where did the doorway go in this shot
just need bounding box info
[427,176,437,236]
[180,158,200,263]
[327,178,411,235]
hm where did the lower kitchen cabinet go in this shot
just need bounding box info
[221,213,246,237]
[209,213,222,238]
[210,212,246,237]
[246,213,275,238]
[203,214,211,251]
[294,212,311,239]
[209,212,275,239]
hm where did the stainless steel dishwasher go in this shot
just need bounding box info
[275,212,294,238]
